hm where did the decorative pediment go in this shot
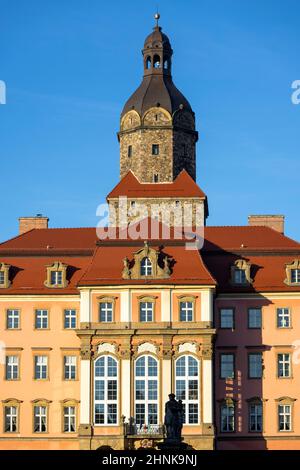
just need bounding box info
[122,241,171,280]
[284,259,300,286]
[137,342,158,355]
[97,343,117,355]
[178,342,197,354]
[230,259,253,285]
[0,262,11,289]
[44,261,68,288]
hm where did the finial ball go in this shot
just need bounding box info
[154,13,160,20]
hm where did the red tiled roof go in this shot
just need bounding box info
[107,170,207,199]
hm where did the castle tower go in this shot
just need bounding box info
[118,14,198,183]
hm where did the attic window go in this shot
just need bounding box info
[285,260,300,286]
[44,262,68,289]
[234,269,247,285]
[231,259,252,286]
[141,257,152,276]
[291,269,300,284]
[0,263,11,289]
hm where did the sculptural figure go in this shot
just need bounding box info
[164,393,184,442]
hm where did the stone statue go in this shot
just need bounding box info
[122,257,131,279]
[158,394,187,450]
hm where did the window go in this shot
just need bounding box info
[220,354,235,379]
[0,263,11,288]
[291,269,300,284]
[249,403,263,432]
[35,310,48,329]
[0,271,4,285]
[179,301,194,322]
[278,354,291,378]
[94,356,118,425]
[6,356,19,380]
[99,302,113,322]
[128,145,133,157]
[248,308,262,329]
[140,302,154,322]
[63,406,76,433]
[7,309,20,329]
[248,353,262,378]
[221,403,235,432]
[135,356,158,425]
[175,355,199,424]
[220,309,234,329]
[140,257,152,276]
[234,269,246,284]
[4,406,18,432]
[153,174,159,183]
[278,405,291,431]
[34,356,48,380]
[64,309,76,329]
[153,55,161,69]
[64,356,76,380]
[50,270,63,286]
[146,56,151,69]
[152,144,160,156]
[277,308,291,328]
[34,406,47,433]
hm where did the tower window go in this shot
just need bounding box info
[128,145,133,157]
[164,59,169,70]
[146,56,151,69]
[152,144,159,156]
[153,174,159,183]
[153,55,161,69]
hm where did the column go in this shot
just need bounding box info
[80,289,91,323]
[201,289,214,323]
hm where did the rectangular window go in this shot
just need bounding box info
[220,308,234,329]
[63,406,76,433]
[99,302,113,322]
[248,308,262,329]
[277,308,291,328]
[291,269,300,284]
[50,270,63,286]
[4,406,18,433]
[35,310,48,329]
[0,271,4,285]
[278,354,291,378]
[249,403,263,432]
[179,301,193,322]
[6,356,19,380]
[221,404,235,432]
[34,356,48,380]
[128,145,133,157]
[7,309,20,329]
[153,174,159,183]
[64,356,76,380]
[220,354,235,379]
[279,405,291,431]
[34,406,47,433]
[140,302,154,322]
[64,309,76,329]
[234,269,246,284]
[248,353,262,378]
[152,144,159,156]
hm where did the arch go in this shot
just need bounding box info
[175,355,199,424]
[153,54,161,69]
[145,56,152,69]
[120,110,141,131]
[142,106,172,126]
[134,355,159,427]
[94,355,118,425]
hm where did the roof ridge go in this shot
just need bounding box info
[0,228,35,247]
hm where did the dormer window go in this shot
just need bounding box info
[285,260,300,286]
[0,263,11,289]
[44,262,68,289]
[231,259,252,286]
[140,257,152,276]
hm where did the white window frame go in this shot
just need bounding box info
[179,302,194,322]
[34,406,47,433]
[64,356,76,380]
[35,310,48,329]
[6,356,19,380]
[140,257,152,276]
[278,404,292,431]
[175,355,199,425]
[94,355,118,426]
[50,270,63,286]
[278,353,291,378]
[0,271,4,285]
[99,302,113,323]
[291,269,300,284]
[140,302,154,322]
[7,309,20,329]
[4,406,18,433]
[249,403,263,432]
[34,356,48,380]
[277,308,291,328]
[64,309,76,329]
[134,355,159,427]
[63,406,76,433]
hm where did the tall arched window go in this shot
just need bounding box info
[140,257,152,276]
[153,55,161,69]
[135,356,158,426]
[94,355,118,425]
[175,355,199,424]
[146,56,151,69]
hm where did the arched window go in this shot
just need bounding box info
[94,355,118,425]
[135,356,158,426]
[140,257,152,276]
[163,59,169,70]
[146,56,151,69]
[153,55,161,69]
[175,355,199,424]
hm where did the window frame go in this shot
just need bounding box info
[219,308,235,329]
[33,404,48,433]
[94,355,118,426]
[6,309,21,330]
[5,355,19,381]
[63,355,77,381]
[175,355,200,425]
[276,308,291,329]
[63,405,76,433]
[248,353,263,379]
[220,401,235,433]
[34,355,48,381]
[134,355,159,427]
[4,404,19,433]
[152,144,160,156]
[179,298,195,322]
[248,307,262,329]
[277,353,292,378]
[248,400,263,433]
[35,309,49,330]
[220,353,235,379]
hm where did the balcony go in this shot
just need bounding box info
[125,422,165,438]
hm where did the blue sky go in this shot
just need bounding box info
[1,0,299,242]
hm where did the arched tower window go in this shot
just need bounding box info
[153,55,161,69]
[140,257,152,276]
[146,56,152,69]
[94,355,118,425]
[135,355,159,426]
[175,355,199,424]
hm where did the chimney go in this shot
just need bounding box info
[248,215,285,234]
[19,214,49,235]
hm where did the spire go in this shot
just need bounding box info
[154,11,160,28]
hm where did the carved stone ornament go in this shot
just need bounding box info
[284,259,300,286]
[230,259,253,285]
[137,342,158,355]
[122,241,171,280]
[97,343,117,355]
[178,342,197,355]
[0,263,11,289]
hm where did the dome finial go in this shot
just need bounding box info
[154,11,160,27]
